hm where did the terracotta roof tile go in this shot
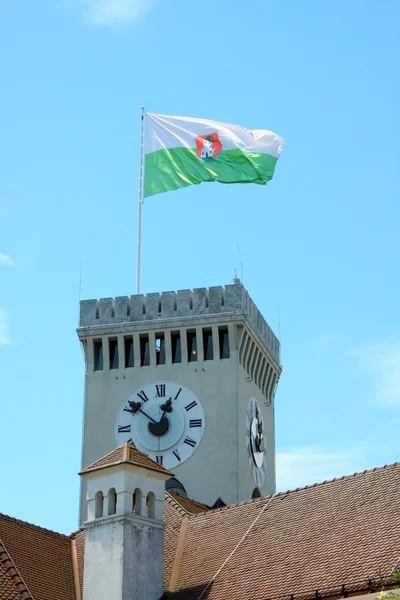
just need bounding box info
[163,494,186,590]
[165,462,400,600]
[72,528,85,600]
[168,493,210,515]
[0,540,33,600]
[79,442,173,477]
[3,461,400,600]
[0,513,76,600]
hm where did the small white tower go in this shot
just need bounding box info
[80,442,173,600]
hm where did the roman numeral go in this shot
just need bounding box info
[172,449,181,461]
[184,436,196,448]
[137,390,149,403]
[155,384,166,397]
[127,438,136,447]
[155,456,163,465]
[189,419,202,428]
[174,388,182,400]
[247,444,252,458]
[185,400,197,411]
[118,425,131,433]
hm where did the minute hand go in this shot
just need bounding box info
[137,408,158,424]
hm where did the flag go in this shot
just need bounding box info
[144,113,284,198]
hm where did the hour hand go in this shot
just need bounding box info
[124,400,141,414]
[160,398,172,413]
[124,401,158,424]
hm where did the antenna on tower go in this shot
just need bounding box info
[231,268,241,284]
[236,240,243,284]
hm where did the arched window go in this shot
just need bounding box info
[133,488,143,516]
[95,491,104,518]
[147,492,156,519]
[108,488,117,515]
[165,477,187,496]
[252,487,262,499]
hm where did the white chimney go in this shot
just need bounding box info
[80,443,173,600]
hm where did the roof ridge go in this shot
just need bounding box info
[169,491,210,510]
[80,442,173,477]
[189,493,271,517]
[68,526,85,539]
[187,460,400,518]
[165,492,191,516]
[277,460,400,495]
[0,512,70,540]
[0,538,34,599]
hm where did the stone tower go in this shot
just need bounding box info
[80,443,172,600]
[77,280,281,523]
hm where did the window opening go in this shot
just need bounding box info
[187,330,197,362]
[219,327,230,359]
[166,477,187,496]
[203,329,213,361]
[94,340,103,371]
[155,333,165,365]
[147,492,156,519]
[95,491,104,518]
[108,488,117,515]
[171,332,181,364]
[133,488,143,515]
[109,338,119,369]
[140,335,150,367]
[124,336,134,368]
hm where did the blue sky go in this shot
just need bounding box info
[1,0,400,534]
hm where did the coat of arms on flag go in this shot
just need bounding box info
[144,112,284,198]
[195,133,223,159]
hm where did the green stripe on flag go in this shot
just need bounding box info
[144,147,278,198]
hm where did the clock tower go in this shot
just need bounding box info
[77,279,281,523]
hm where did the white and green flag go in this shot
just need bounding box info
[144,113,284,198]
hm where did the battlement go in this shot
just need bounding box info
[78,283,280,363]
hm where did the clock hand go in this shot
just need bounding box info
[159,398,173,422]
[124,401,158,424]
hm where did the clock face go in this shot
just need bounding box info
[115,381,205,470]
[246,397,267,488]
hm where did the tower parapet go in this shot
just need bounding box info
[79,282,280,364]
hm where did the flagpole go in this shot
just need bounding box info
[136,106,145,294]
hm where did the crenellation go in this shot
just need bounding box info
[115,296,130,321]
[78,283,280,364]
[209,286,224,313]
[225,283,244,310]
[145,293,161,319]
[176,289,192,316]
[193,287,208,314]
[81,299,99,324]
[99,298,114,323]
[160,291,176,317]
[131,294,145,319]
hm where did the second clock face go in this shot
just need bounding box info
[115,381,205,470]
[246,397,267,488]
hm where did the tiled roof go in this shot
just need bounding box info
[165,462,400,600]
[168,492,210,515]
[2,462,400,600]
[79,442,173,477]
[0,513,76,600]
[72,528,85,600]
[0,540,32,600]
